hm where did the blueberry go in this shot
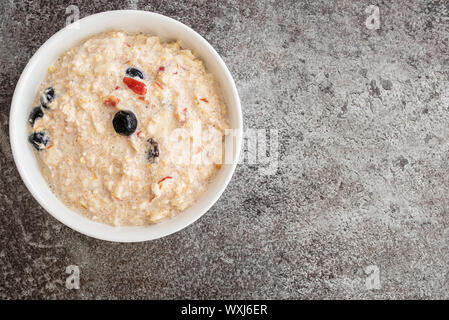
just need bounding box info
[125,67,144,80]
[112,110,138,136]
[29,106,44,127]
[147,138,159,163]
[40,87,55,109]
[28,131,50,151]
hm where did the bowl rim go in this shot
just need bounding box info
[9,10,243,242]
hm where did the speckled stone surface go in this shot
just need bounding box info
[1,0,449,299]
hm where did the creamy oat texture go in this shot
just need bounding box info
[29,31,229,226]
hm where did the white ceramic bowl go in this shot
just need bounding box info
[9,10,242,242]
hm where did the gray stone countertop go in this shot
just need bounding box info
[1,0,449,299]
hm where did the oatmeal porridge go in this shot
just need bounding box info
[27,31,229,226]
